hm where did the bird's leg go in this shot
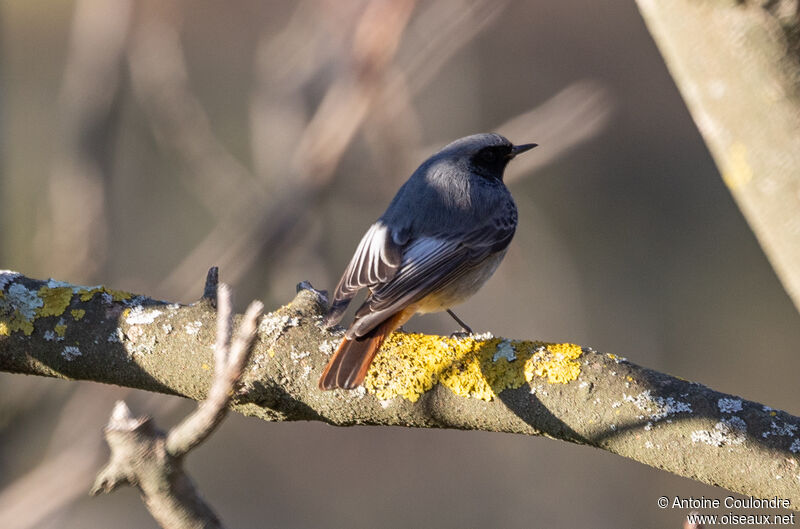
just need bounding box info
[447,309,473,337]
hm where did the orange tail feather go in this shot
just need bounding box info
[319,316,398,390]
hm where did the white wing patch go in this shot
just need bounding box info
[327,221,403,314]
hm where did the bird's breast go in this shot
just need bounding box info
[415,250,508,314]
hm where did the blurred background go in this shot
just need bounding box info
[1,1,799,528]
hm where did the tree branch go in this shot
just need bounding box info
[1,270,798,506]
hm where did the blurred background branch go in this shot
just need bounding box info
[637,0,800,314]
[39,0,132,282]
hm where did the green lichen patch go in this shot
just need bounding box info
[364,333,584,402]
[0,314,34,335]
[36,286,73,317]
[70,309,86,320]
[77,286,132,302]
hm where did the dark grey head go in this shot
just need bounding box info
[430,133,537,182]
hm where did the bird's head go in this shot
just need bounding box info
[432,133,537,182]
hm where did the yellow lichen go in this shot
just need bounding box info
[524,343,583,384]
[36,286,73,317]
[363,333,573,402]
[70,309,86,320]
[722,142,753,191]
[0,313,34,336]
[78,286,132,302]
[54,324,67,337]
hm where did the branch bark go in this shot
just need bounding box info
[1,271,799,506]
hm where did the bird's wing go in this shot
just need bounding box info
[323,222,403,327]
[347,215,516,338]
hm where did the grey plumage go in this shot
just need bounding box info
[323,133,535,339]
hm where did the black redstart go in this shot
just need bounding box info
[319,133,536,390]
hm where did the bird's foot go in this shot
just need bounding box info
[446,309,473,337]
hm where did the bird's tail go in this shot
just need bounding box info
[318,314,399,390]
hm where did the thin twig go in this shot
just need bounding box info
[167,286,263,457]
[90,281,264,529]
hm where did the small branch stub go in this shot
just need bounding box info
[202,266,219,307]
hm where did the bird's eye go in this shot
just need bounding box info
[480,149,497,163]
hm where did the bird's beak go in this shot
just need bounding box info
[509,143,537,159]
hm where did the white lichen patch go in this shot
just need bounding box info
[691,416,747,447]
[162,323,173,335]
[125,306,163,325]
[61,346,82,361]
[249,352,269,372]
[644,440,654,449]
[761,419,798,439]
[492,339,516,362]
[5,283,43,319]
[318,339,338,356]
[790,439,800,454]
[470,331,494,340]
[718,397,743,414]
[45,279,72,288]
[129,342,156,357]
[623,390,692,422]
[300,365,312,379]
[0,271,21,290]
[290,347,311,361]
[259,313,300,343]
[185,320,202,335]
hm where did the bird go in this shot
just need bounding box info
[319,133,536,390]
